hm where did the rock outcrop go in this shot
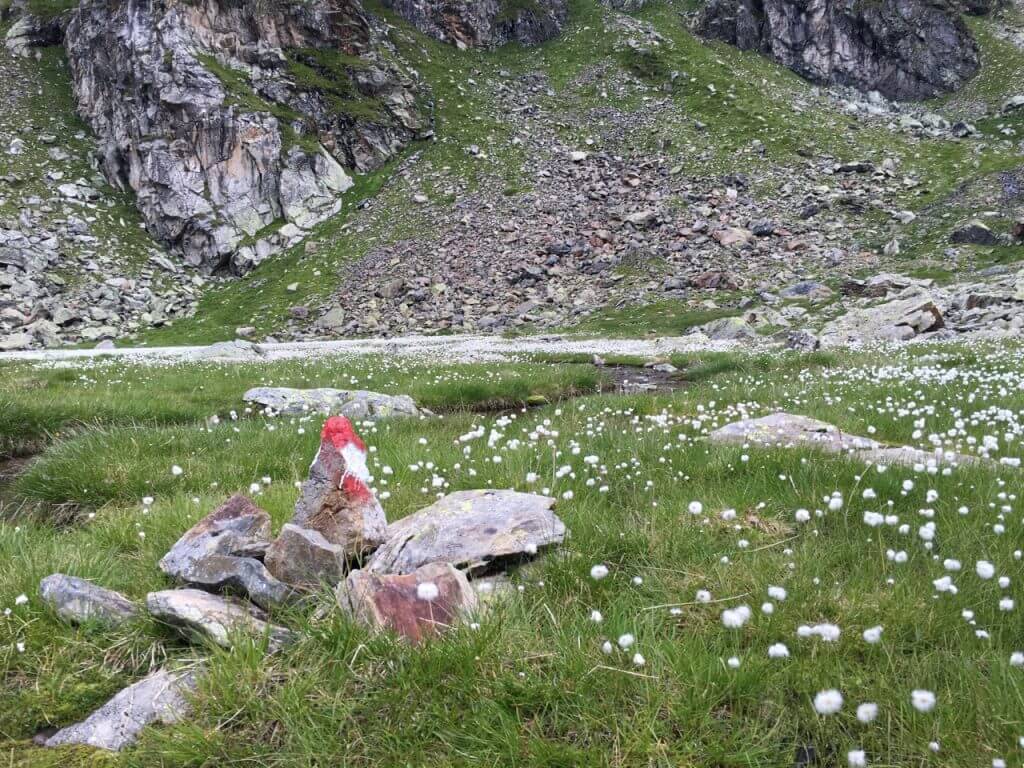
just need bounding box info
[4,12,63,58]
[381,0,567,48]
[819,289,944,345]
[62,0,425,273]
[697,0,979,100]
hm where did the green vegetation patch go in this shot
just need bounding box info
[284,47,386,124]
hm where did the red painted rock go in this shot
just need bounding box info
[290,416,387,558]
[337,562,477,643]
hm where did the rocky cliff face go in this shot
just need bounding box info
[62,0,426,273]
[380,0,567,48]
[698,0,980,100]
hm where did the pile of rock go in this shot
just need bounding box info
[36,415,566,751]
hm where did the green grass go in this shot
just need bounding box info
[3,343,1024,765]
[0,358,602,456]
[547,301,741,337]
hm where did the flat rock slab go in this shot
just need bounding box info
[709,412,980,468]
[338,562,477,643]
[368,489,565,575]
[289,416,388,557]
[820,291,944,347]
[147,588,294,651]
[44,667,198,751]
[265,523,346,588]
[159,494,293,609]
[39,574,138,625]
[244,387,420,419]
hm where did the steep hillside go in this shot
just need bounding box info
[1,0,1023,349]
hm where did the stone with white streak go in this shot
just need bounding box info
[288,416,388,556]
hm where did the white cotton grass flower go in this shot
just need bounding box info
[768,643,789,659]
[721,605,751,628]
[862,626,883,644]
[617,633,635,650]
[688,501,703,515]
[589,610,603,623]
[632,653,646,667]
[847,749,867,768]
[695,589,712,603]
[976,560,996,579]
[795,508,811,523]
[911,689,936,713]
[171,465,183,476]
[590,564,609,580]
[601,640,613,654]
[15,594,28,606]
[416,582,439,601]
[767,586,787,601]
[1011,651,1024,667]
[856,702,878,723]
[797,623,841,642]
[813,689,843,715]
[727,656,741,669]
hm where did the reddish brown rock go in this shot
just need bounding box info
[337,562,477,643]
[290,417,388,557]
[689,270,741,290]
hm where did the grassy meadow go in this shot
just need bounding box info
[1,343,1022,766]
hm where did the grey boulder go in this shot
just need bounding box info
[950,220,999,246]
[44,668,198,751]
[39,574,138,626]
[243,387,420,419]
[158,494,294,609]
[368,489,565,575]
[147,588,294,651]
[710,412,980,468]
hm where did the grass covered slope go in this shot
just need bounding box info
[120,0,1024,344]
[1,343,1023,766]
